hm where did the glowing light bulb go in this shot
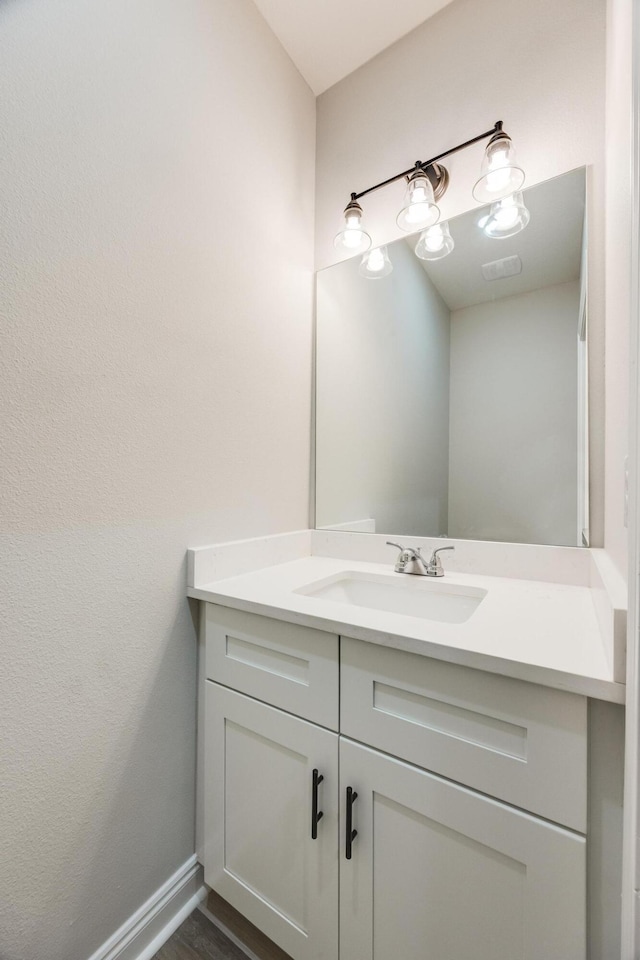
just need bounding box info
[490,145,509,166]
[342,211,366,247]
[484,157,512,195]
[493,195,519,227]
[396,171,440,232]
[366,249,385,271]
[424,224,445,252]
[343,226,366,248]
[334,200,371,255]
[358,246,393,278]
[473,133,525,202]
[414,221,454,260]
[405,202,431,225]
[481,192,530,238]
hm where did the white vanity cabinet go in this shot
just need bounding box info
[201,603,587,960]
[340,738,585,960]
[204,684,339,960]
[202,604,341,960]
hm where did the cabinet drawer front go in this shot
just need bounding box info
[341,638,587,831]
[205,604,339,729]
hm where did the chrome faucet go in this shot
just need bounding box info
[387,542,455,577]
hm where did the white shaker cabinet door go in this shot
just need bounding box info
[204,682,339,960]
[339,738,586,960]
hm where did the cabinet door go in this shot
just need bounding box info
[340,738,586,960]
[205,682,339,960]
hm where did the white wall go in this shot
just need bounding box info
[448,282,580,545]
[315,0,606,547]
[316,242,450,535]
[604,0,632,578]
[0,2,315,959]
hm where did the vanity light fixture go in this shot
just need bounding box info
[396,169,440,232]
[333,121,525,256]
[359,246,393,278]
[472,131,525,203]
[479,192,531,238]
[415,221,454,260]
[333,199,372,254]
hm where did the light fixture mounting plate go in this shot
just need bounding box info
[424,162,449,200]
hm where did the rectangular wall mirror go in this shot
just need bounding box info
[315,167,589,547]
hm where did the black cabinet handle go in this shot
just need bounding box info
[311,769,324,840]
[346,786,358,859]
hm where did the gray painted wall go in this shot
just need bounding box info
[0,1,315,958]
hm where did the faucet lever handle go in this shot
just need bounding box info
[386,541,405,555]
[386,541,408,572]
[430,545,455,562]
[428,544,455,576]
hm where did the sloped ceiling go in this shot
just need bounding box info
[251,0,457,94]
[412,168,585,311]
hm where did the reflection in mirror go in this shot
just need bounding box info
[315,168,588,547]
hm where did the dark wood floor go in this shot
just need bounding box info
[151,909,249,960]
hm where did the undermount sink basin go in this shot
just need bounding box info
[295,571,487,624]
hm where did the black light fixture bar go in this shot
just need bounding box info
[349,120,504,203]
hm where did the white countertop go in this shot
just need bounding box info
[188,555,625,703]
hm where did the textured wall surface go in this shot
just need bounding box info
[0,1,315,958]
[315,0,607,550]
[603,0,632,579]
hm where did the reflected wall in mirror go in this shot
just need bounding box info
[315,168,588,547]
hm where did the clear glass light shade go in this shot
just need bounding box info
[333,202,372,255]
[396,171,440,232]
[480,192,530,238]
[358,246,393,278]
[472,134,525,203]
[414,222,454,260]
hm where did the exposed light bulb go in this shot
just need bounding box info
[493,195,520,228]
[333,200,372,255]
[415,221,454,261]
[396,170,440,232]
[484,160,512,195]
[481,192,530,238]
[358,245,393,278]
[473,132,525,203]
[490,145,509,165]
[366,249,385,271]
[423,224,445,252]
[343,227,367,249]
[405,202,431,225]
[404,183,430,223]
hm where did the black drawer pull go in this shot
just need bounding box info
[346,786,358,859]
[311,768,324,840]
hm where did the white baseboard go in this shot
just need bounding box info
[86,855,206,960]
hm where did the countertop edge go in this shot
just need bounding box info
[187,586,626,705]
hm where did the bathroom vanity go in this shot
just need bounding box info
[189,158,626,960]
[189,534,625,960]
[182,118,630,960]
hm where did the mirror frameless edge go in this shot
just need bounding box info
[314,167,589,548]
